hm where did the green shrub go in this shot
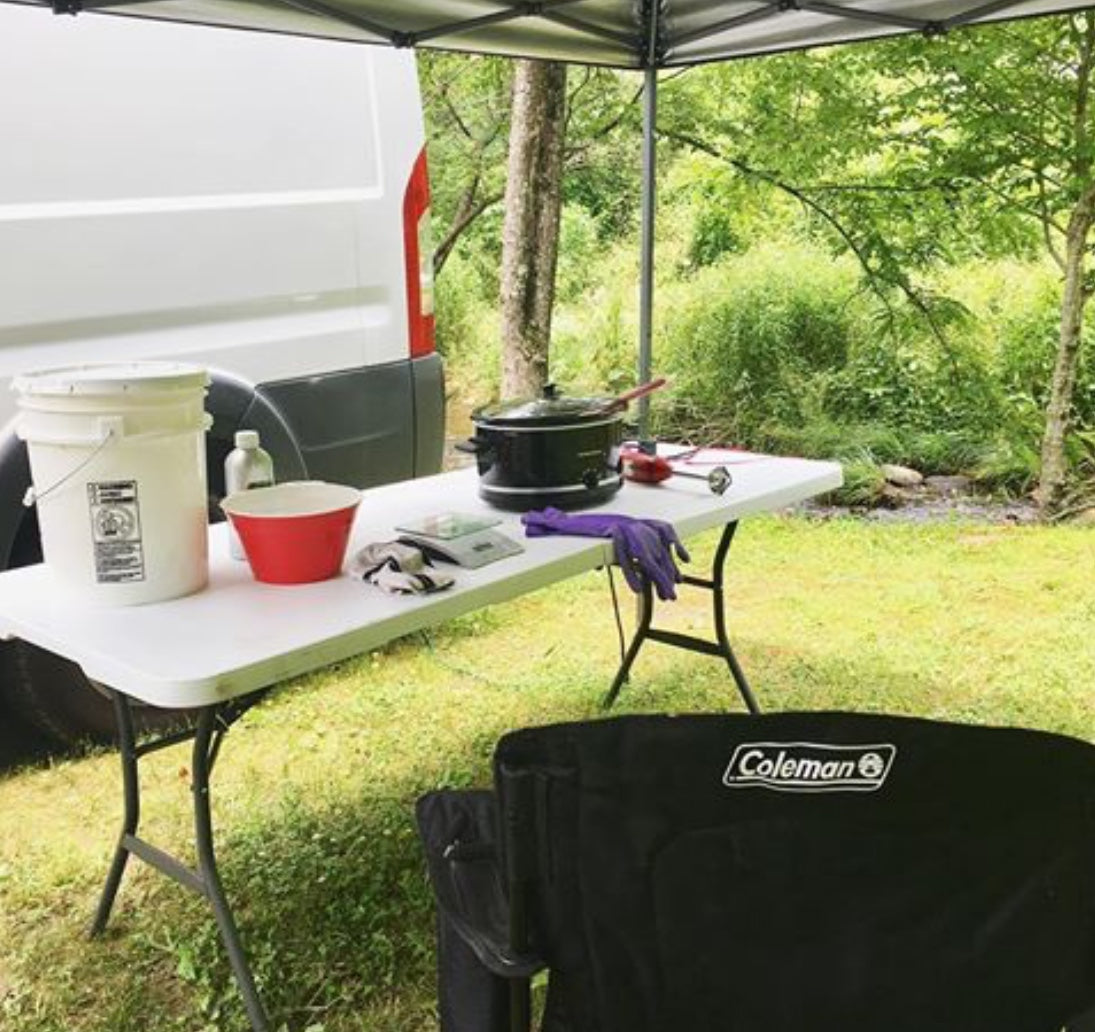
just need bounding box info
[759,419,991,478]
[687,205,741,270]
[552,247,642,395]
[661,240,862,439]
[831,456,887,507]
[435,254,500,400]
[941,258,1095,432]
[975,436,1042,494]
[652,242,1053,493]
[434,252,484,359]
[990,280,1095,431]
[555,204,605,304]
[759,420,905,464]
[825,329,1003,438]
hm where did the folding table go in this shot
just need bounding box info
[0,454,841,1032]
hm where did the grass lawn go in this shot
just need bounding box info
[1,514,1093,1031]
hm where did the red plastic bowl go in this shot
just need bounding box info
[221,481,361,584]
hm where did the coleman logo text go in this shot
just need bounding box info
[723,742,896,793]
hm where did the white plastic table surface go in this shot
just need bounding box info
[0,456,840,709]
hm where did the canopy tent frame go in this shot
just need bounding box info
[41,0,1055,58]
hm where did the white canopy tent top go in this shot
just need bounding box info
[7,0,1094,433]
[5,0,1093,67]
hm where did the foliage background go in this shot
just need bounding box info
[423,22,1095,502]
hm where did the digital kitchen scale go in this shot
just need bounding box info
[395,511,502,540]
[397,528,524,569]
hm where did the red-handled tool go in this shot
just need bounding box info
[621,448,733,495]
[620,449,672,484]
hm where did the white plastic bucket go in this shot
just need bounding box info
[14,362,212,606]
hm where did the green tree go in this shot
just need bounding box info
[894,15,1095,510]
[421,55,643,295]
[659,50,999,352]
[500,59,569,396]
[659,16,1095,509]
[419,54,513,275]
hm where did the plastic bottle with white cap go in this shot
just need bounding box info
[224,430,275,560]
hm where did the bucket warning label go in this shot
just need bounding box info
[87,481,145,583]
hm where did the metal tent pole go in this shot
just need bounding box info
[636,62,658,443]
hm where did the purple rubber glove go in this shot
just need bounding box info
[641,518,691,566]
[521,508,688,600]
[610,521,683,600]
[521,508,636,539]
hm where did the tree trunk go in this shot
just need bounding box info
[499,59,567,398]
[1038,190,1095,512]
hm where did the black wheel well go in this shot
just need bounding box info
[9,499,42,569]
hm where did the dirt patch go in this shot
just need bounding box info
[802,495,1040,525]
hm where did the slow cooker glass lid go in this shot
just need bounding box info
[474,384,615,427]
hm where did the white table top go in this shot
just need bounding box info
[0,455,841,708]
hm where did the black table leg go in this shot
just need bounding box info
[709,522,760,714]
[602,521,759,713]
[603,579,654,709]
[90,690,271,1032]
[90,690,139,936]
[191,707,269,1032]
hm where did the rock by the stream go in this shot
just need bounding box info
[924,474,973,497]
[879,483,922,507]
[880,463,924,488]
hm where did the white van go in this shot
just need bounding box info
[0,6,444,743]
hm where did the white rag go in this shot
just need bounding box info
[349,541,455,595]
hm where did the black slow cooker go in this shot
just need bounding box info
[459,384,624,511]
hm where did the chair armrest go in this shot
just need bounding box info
[417,790,544,978]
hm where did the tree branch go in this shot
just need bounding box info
[802,179,957,195]
[563,81,645,165]
[434,180,504,275]
[663,127,982,376]
[660,128,904,330]
[564,66,595,136]
[1071,11,1095,184]
[1038,173,1068,272]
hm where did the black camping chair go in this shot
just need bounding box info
[417,712,1095,1032]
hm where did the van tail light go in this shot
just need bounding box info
[403,147,436,359]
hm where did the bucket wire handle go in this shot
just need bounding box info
[22,430,115,509]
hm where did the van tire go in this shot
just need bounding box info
[6,641,121,745]
[4,640,190,747]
